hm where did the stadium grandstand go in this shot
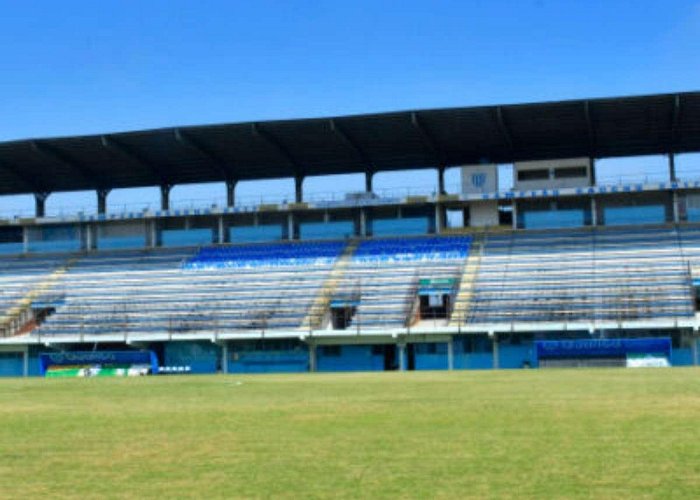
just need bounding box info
[2,91,700,376]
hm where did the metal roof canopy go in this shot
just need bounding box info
[0,91,699,196]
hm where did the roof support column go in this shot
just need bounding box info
[294,175,304,203]
[437,166,446,195]
[492,332,499,370]
[589,158,596,186]
[365,171,374,193]
[22,226,29,254]
[23,346,29,378]
[218,215,226,244]
[221,342,229,374]
[287,213,295,241]
[397,343,406,371]
[226,179,237,208]
[447,337,454,371]
[434,203,444,234]
[96,188,110,215]
[34,192,50,218]
[308,341,317,372]
[160,184,172,211]
[672,191,680,223]
[669,153,677,183]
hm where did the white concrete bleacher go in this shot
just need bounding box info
[333,236,472,329]
[36,242,346,336]
[467,226,694,324]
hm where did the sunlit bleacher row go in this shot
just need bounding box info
[333,236,472,328]
[3,225,699,337]
[0,254,70,323]
[467,226,694,324]
[35,242,345,336]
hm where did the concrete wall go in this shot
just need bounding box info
[317,344,386,372]
[469,200,499,227]
[0,352,23,376]
[164,341,220,374]
[228,350,309,373]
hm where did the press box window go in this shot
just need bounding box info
[553,166,587,179]
[517,169,549,181]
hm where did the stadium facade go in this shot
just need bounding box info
[1,92,700,376]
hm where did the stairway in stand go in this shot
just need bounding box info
[449,233,485,326]
[301,240,360,330]
[0,255,79,337]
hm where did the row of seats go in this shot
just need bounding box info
[467,226,694,324]
[0,254,71,323]
[4,226,698,335]
[184,241,346,269]
[353,236,471,262]
[333,236,471,328]
[36,243,339,335]
[31,237,472,335]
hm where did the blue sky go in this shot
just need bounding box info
[0,0,699,216]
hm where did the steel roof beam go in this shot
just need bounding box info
[0,160,44,193]
[670,94,681,152]
[173,128,235,181]
[251,123,304,176]
[329,119,374,171]
[495,106,514,157]
[410,112,445,167]
[583,101,596,157]
[101,135,168,186]
[30,140,103,188]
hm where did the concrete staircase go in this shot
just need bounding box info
[0,256,78,337]
[301,240,360,330]
[449,233,485,326]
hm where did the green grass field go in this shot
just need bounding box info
[1,369,699,499]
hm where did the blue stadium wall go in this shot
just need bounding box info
[0,337,697,376]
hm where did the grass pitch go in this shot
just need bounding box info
[1,369,699,498]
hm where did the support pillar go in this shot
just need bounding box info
[359,208,367,237]
[398,343,406,371]
[218,215,225,244]
[221,342,228,374]
[669,153,676,182]
[86,224,94,251]
[160,184,172,211]
[96,188,110,215]
[226,179,237,208]
[589,157,596,186]
[492,333,499,369]
[294,175,304,203]
[23,346,29,377]
[308,343,317,372]
[673,191,680,223]
[287,213,295,241]
[149,220,157,248]
[437,167,446,195]
[512,202,518,230]
[34,192,49,218]
[591,197,598,227]
[365,171,374,193]
[435,204,443,234]
[22,226,29,254]
[447,337,454,371]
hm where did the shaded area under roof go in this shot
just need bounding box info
[0,91,698,196]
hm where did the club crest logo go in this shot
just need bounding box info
[471,173,487,188]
